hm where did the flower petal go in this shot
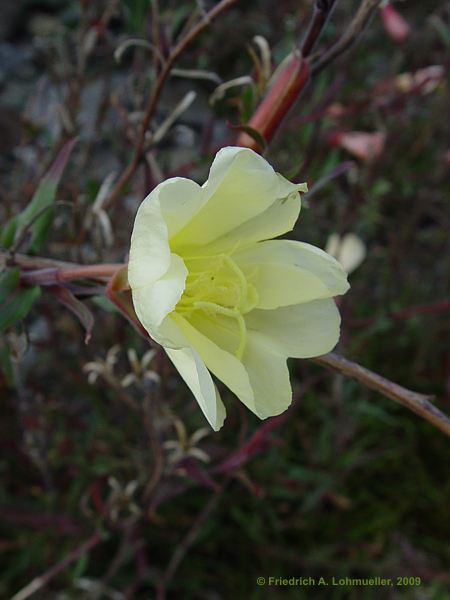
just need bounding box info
[241,330,293,418]
[176,312,292,419]
[202,186,303,254]
[131,253,187,340]
[128,188,170,289]
[128,147,348,431]
[234,240,349,308]
[245,298,341,358]
[170,147,304,250]
[165,344,226,431]
[128,177,203,290]
[171,312,257,413]
[158,177,204,238]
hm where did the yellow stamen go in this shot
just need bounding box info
[191,301,248,359]
[176,252,257,359]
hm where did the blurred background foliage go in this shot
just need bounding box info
[0,0,449,598]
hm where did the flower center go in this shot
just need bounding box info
[175,253,259,359]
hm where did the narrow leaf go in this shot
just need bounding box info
[230,123,267,154]
[304,160,354,200]
[0,268,20,305]
[214,413,288,474]
[0,217,18,249]
[15,138,78,252]
[48,285,94,344]
[176,457,219,491]
[0,287,41,332]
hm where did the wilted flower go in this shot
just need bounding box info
[395,65,444,95]
[379,3,411,44]
[331,131,386,162]
[128,147,349,430]
[325,233,366,274]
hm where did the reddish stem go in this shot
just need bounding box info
[391,300,450,320]
[237,51,310,152]
[19,263,125,288]
[314,352,450,439]
[57,263,124,281]
[301,0,337,58]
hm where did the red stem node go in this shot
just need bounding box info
[237,51,310,152]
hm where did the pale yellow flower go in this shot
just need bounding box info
[128,147,349,430]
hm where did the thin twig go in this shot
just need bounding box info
[103,0,240,209]
[56,264,123,281]
[301,0,338,57]
[19,264,123,287]
[156,485,226,600]
[89,517,140,600]
[10,531,103,600]
[1,251,81,272]
[1,251,124,284]
[311,0,382,76]
[312,352,450,438]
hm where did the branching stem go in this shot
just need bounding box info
[10,531,102,600]
[313,352,450,438]
[103,0,240,209]
[301,0,338,57]
[1,251,123,285]
[311,0,383,75]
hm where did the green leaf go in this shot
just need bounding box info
[0,268,20,305]
[90,295,116,313]
[14,138,77,252]
[429,15,450,47]
[0,286,41,332]
[0,217,18,249]
[231,123,267,153]
[71,551,89,581]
